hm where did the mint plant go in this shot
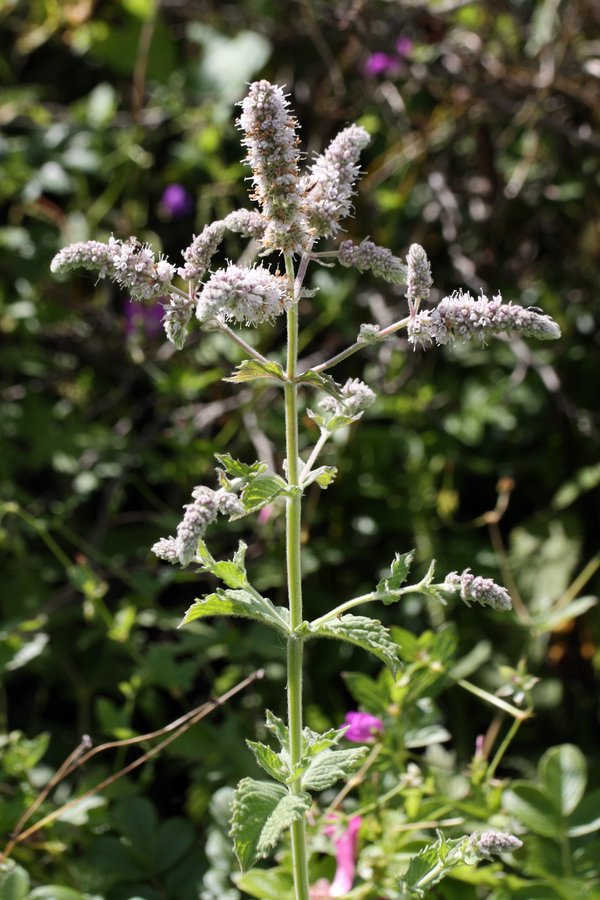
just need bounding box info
[51,81,561,898]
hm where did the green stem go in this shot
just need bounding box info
[284,254,310,900]
[300,315,410,377]
[486,716,524,781]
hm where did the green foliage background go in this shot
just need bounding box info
[1,0,599,896]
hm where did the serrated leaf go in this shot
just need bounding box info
[302,614,400,676]
[224,359,285,384]
[401,839,450,897]
[198,540,249,589]
[246,740,289,783]
[301,746,368,791]
[181,588,290,636]
[343,671,390,717]
[265,710,289,748]
[302,465,337,489]
[241,474,288,514]
[215,453,267,479]
[302,725,348,755]
[297,370,344,399]
[540,743,587,816]
[230,778,310,871]
[376,551,415,602]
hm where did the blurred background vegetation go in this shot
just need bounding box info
[1,0,599,897]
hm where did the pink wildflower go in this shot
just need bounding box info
[311,816,363,898]
[363,51,398,77]
[343,711,384,743]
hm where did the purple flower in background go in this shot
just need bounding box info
[395,36,414,57]
[363,51,398,77]
[311,816,363,898]
[123,298,164,337]
[160,183,194,218]
[343,711,384,742]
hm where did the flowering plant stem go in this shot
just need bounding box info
[284,253,311,900]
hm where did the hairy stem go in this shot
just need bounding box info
[284,254,310,900]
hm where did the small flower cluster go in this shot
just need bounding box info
[162,294,195,350]
[302,125,371,239]
[237,81,309,254]
[466,830,523,860]
[318,378,376,420]
[152,486,244,567]
[179,222,226,285]
[51,237,176,302]
[408,290,561,348]
[444,568,512,611]
[338,238,406,284]
[405,243,433,311]
[223,209,266,239]
[196,264,291,327]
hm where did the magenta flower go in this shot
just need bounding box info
[123,298,163,337]
[160,183,194,218]
[363,51,398,77]
[395,36,413,57]
[343,711,384,743]
[311,816,362,898]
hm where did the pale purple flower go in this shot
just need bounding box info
[343,711,384,742]
[160,183,194,218]
[408,290,561,349]
[224,209,266,239]
[363,51,398,77]
[302,125,371,239]
[237,81,309,253]
[467,830,523,860]
[405,243,432,311]
[311,816,362,898]
[51,237,176,302]
[196,263,290,327]
[339,238,406,284]
[162,293,195,350]
[444,568,512,611]
[180,221,226,285]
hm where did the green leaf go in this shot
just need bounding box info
[246,740,289,783]
[29,889,91,900]
[181,589,290,636]
[401,834,456,898]
[568,788,600,836]
[215,453,267,479]
[224,359,285,384]
[302,614,400,676]
[376,550,415,602]
[540,743,587,816]
[301,725,348,755]
[198,540,249,589]
[0,864,30,900]
[302,465,337,489]
[234,867,294,900]
[296,370,344,399]
[503,783,563,837]
[230,778,310,871]
[301,746,368,791]
[264,710,289,748]
[531,596,598,635]
[240,474,287,515]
